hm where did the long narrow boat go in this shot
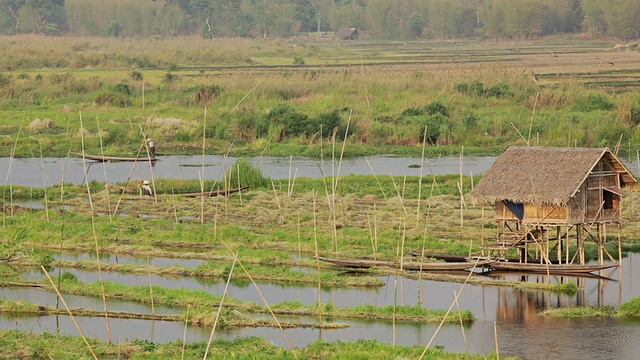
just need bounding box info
[72,153,157,162]
[488,261,618,274]
[317,256,488,272]
[176,186,249,197]
[411,252,522,263]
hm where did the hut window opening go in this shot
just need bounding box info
[504,201,524,220]
[603,189,616,210]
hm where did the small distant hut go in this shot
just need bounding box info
[470,146,637,265]
[335,28,359,40]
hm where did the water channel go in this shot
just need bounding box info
[1,155,498,188]
[1,250,638,359]
[1,155,639,359]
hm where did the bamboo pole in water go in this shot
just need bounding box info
[459,146,464,228]
[313,192,323,325]
[454,290,469,356]
[4,120,22,221]
[416,126,428,227]
[494,320,500,360]
[418,258,483,360]
[55,157,70,313]
[203,253,238,359]
[38,142,50,222]
[181,305,190,360]
[42,266,98,360]
[79,111,112,343]
[219,239,298,358]
[201,107,207,224]
[96,119,113,222]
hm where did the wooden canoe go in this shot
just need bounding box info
[72,153,157,162]
[176,186,249,197]
[317,256,488,272]
[412,252,522,263]
[488,261,618,274]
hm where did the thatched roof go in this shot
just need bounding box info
[470,146,637,206]
[335,28,359,40]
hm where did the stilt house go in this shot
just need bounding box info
[470,146,637,264]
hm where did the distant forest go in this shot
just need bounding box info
[1,0,639,40]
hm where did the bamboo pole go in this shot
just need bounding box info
[203,253,238,359]
[454,290,468,356]
[418,258,483,359]
[365,157,387,198]
[79,111,112,343]
[494,320,500,360]
[181,305,190,360]
[416,126,428,227]
[4,120,22,220]
[219,239,298,358]
[201,107,207,223]
[39,142,50,222]
[96,118,113,222]
[313,191,323,325]
[42,266,98,360]
[459,146,464,228]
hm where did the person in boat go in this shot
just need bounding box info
[140,180,153,196]
[146,138,156,157]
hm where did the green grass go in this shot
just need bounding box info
[0,36,638,159]
[0,330,505,359]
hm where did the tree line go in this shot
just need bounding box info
[1,0,639,40]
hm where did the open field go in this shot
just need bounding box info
[1,35,640,159]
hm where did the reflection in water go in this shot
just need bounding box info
[4,253,638,359]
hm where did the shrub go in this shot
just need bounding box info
[174,130,192,142]
[113,82,131,96]
[573,94,615,112]
[104,20,121,37]
[94,92,128,107]
[129,70,143,81]
[455,81,511,98]
[460,111,479,128]
[400,107,424,117]
[266,104,309,138]
[192,84,222,105]
[629,103,640,125]
[232,113,263,142]
[619,297,640,318]
[425,101,449,117]
[309,109,342,137]
[369,123,395,144]
[102,127,128,146]
[485,83,512,98]
[163,72,177,83]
